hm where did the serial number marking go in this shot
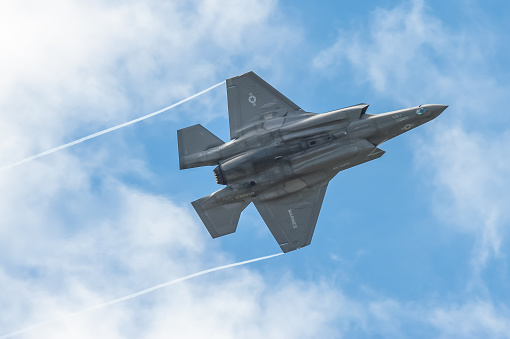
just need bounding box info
[392,114,409,122]
[333,162,351,170]
[235,192,255,200]
[288,209,298,229]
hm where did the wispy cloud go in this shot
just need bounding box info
[0,0,300,165]
[417,126,510,280]
[1,152,508,336]
[313,0,510,278]
[0,1,339,338]
[428,300,510,339]
[0,153,342,337]
[2,0,510,337]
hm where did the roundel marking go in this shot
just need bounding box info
[248,93,257,106]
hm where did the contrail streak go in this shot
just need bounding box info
[0,252,283,339]
[0,81,225,172]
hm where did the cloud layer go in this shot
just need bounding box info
[313,0,510,278]
[1,0,509,338]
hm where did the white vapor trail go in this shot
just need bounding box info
[0,81,225,172]
[0,252,283,339]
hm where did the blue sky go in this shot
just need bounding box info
[1,0,509,337]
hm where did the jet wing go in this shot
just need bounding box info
[253,181,328,253]
[226,71,301,139]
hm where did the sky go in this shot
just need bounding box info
[1,0,509,337]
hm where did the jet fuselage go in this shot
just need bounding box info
[177,71,447,252]
[184,103,446,208]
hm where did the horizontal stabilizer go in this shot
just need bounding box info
[177,124,224,169]
[192,196,250,238]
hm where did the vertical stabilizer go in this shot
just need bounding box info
[177,124,224,169]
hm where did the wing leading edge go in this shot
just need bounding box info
[254,181,329,253]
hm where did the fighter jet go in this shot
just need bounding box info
[177,71,447,252]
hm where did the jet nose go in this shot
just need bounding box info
[421,104,447,119]
[432,104,448,117]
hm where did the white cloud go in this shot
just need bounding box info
[312,0,510,277]
[0,151,343,337]
[0,170,347,337]
[312,0,505,116]
[0,1,337,338]
[429,301,510,339]
[2,0,510,337]
[417,126,510,276]
[0,0,300,165]
[1,153,509,339]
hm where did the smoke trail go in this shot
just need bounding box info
[0,81,225,172]
[0,252,283,339]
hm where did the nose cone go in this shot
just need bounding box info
[432,104,448,116]
[419,104,448,119]
[431,104,448,120]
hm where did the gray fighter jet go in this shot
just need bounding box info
[178,71,447,252]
